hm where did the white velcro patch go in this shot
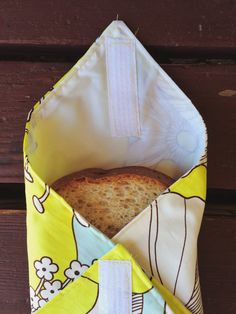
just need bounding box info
[99,260,132,314]
[105,36,140,137]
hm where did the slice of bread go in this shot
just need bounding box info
[51,166,174,238]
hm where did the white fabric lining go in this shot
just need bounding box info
[26,20,207,191]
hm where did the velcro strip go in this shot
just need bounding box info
[105,36,140,137]
[99,260,132,314]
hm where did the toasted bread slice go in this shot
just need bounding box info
[51,166,173,237]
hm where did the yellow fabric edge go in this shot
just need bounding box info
[152,278,191,314]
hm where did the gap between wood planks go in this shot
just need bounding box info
[0,45,235,64]
[0,183,236,216]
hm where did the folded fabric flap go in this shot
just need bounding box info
[36,244,188,314]
[113,163,206,310]
[152,278,191,314]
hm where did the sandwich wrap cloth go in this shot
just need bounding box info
[23,20,207,314]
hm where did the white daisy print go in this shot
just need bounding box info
[30,287,39,311]
[38,298,47,308]
[34,257,58,280]
[65,260,89,281]
[41,280,62,301]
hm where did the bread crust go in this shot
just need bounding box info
[51,166,174,190]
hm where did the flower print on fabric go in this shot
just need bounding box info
[65,260,89,281]
[30,287,40,312]
[34,257,58,281]
[30,255,92,312]
[38,298,47,308]
[41,280,62,301]
[32,184,50,214]
[24,155,34,183]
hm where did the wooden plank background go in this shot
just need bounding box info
[0,0,235,57]
[0,1,236,313]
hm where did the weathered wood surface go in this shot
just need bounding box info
[0,210,235,314]
[0,2,235,313]
[0,61,236,189]
[0,211,29,314]
[0,1,235,58]
[198,215,236,314]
